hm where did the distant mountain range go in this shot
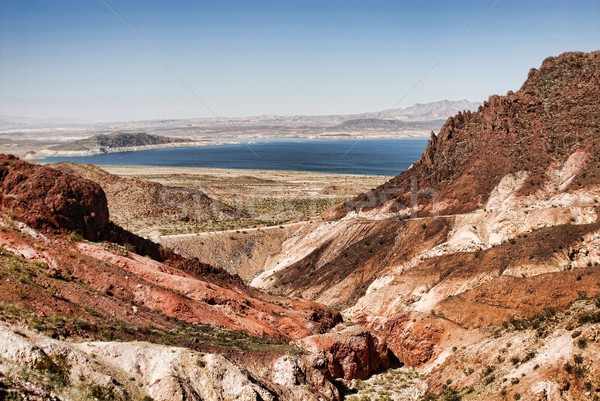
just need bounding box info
[348,99,481,121]
[2,100,482,158]
[0,115,88,129]
[0,100,480,130]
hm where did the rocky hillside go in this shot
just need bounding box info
[0,154,109,240]
[53,162,241,237]
[0,155,365,401]
[229,51,600,399]
[336,51,600,218]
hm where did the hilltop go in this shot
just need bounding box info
[43,131,197,156]
[53,162,242,237]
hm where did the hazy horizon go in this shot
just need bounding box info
[0,98,480,125]
[1,0,599,122]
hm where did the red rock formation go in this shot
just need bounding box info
[297,326,391,380]
[337,51,600,217]
[258,51,600,387]
[0,154,109,240]
[0,155,342,341]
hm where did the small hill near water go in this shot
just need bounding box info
[50,131,189,152]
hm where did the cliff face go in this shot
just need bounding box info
[336,51,600,217]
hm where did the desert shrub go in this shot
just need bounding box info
[522,351,537,362]
[574,365,587,378]
[482,365,495,376]
[565,363,574,374]
[67,231,83,242]
[89,384,117,400]
[508,308,556,331]
[579,311,600,324]
[421,390,462,401]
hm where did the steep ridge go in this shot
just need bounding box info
[334,51,600,218]
[0,155,350,400]
[249,51,600,399]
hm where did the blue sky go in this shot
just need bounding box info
[0,0,598,122]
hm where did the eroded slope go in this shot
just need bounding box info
[244,51,600,399]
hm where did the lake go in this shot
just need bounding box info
[44,138,429,176]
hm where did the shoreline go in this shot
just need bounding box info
[25,140,233,160]
[98,165,395,179]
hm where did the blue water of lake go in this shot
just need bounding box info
[44,138,429,176]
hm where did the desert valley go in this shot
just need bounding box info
[0,50,598,401]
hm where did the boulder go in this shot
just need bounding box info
[297,326,391,380]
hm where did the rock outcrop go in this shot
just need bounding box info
[297,326,392,380]
[336,51,600,218]
[54,162,241,237]
[0,154,109,240]
[0,322,340,401]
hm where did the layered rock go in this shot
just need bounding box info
[236,51,600,398]
[0,322,340,401]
